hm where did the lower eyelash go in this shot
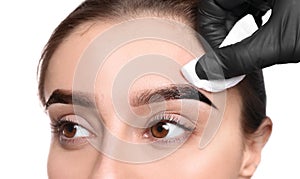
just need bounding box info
[153,133,190,145]
[59,135,89,146]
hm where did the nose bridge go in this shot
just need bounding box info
[88,114,135,178]
[99,109,139,142]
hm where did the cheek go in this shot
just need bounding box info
[166,139,243,178]
[199,137,244,178]
[132,121,244,178]
[195,117,245,177]
[131,140,243,178]
[47,143,98,179]
[168,104,245,177]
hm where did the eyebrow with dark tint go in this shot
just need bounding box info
[46,84,216,110]
[45,89,95,109]
[130,84,216,108]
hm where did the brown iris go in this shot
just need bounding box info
[151,122,170,138]
[61,123,77,138]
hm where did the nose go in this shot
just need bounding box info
[88,114,146,178]
[89,123,140,179]
[90,154,134,179]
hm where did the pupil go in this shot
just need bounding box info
[157,125,164,132]
[66,124,74,132]
[62,123,77,138]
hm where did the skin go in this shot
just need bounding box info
[44,17,272,179]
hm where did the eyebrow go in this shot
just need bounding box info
[130,84,216,108]
[45,84,216,110]
[45,89,95,109]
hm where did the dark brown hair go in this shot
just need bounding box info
[38,0,266,135]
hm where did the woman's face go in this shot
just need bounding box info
[44,18,265,178]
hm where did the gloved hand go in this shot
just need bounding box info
[190,0,300,80]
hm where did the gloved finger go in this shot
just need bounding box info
[216,0,271,14]
[194,22,288,79]
[215,0,245,10]
[197,0,239,48]
[216,0,271,27]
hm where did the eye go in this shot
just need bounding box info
[51,115,94,148]
[145,113,195,145]
[61,122,90,139]
[151,121,185,139]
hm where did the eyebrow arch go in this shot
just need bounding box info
[45,89,95,109]
[130,84,216,108]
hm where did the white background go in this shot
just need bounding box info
[0,1,299,178]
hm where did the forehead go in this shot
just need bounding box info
[44,18,205,101]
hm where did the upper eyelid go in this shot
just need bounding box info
[148,112,196,129]
[47,105,98,128]
[55,114,97,135]
[47,103,74,118]
[51,110,198,128]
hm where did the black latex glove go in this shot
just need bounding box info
[193,0,300,80]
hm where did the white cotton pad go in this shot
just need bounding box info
[181,59,246,92]
[181,14,258,92]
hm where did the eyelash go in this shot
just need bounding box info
[50,113,195,148]
[144,113,194,145]
[150,113,193,131]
